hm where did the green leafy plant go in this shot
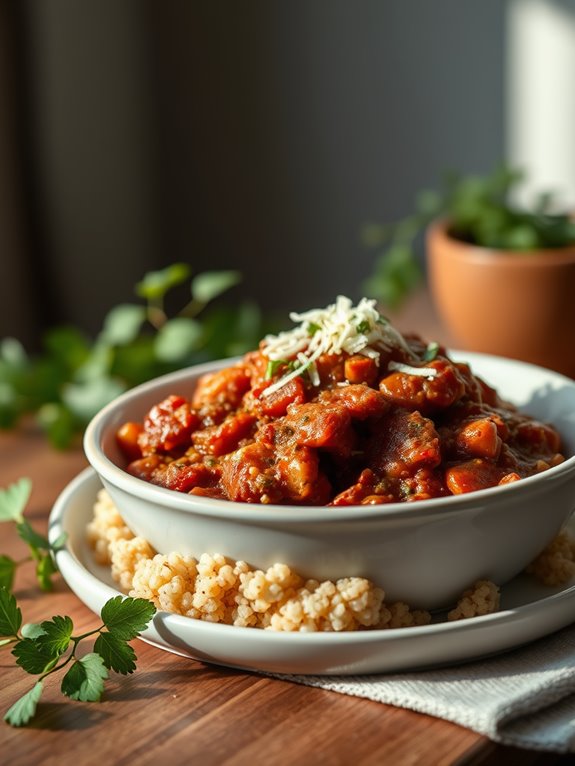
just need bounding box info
[0,264,268,448]
[1,588,156,726]
[0,478,65,591]
[363,165,575,310]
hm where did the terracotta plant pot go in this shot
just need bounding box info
[426,219,575,378]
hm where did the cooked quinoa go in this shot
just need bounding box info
[87,490,574,631]
[86,488,134,564]
[447,579,500,621]
[525,530,575,586]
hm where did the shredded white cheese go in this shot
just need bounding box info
[388,361,438,380]
[260,296,437,397]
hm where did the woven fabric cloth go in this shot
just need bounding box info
[284,625,575,753]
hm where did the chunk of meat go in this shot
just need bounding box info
[318,384,389,420]
[367,410,441,479]
[138,395,199,455]
[253,376,308,418]
[192,411,257,456]
[344,355,378,385]
[378,359,466,413]
[192,365,251,412]
[163,459,220,493]
[445,459,506,495]
[276,442,332,504]
[220,442,280,503]
[281,401,356,456]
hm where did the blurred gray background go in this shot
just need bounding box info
[2,0,560,348]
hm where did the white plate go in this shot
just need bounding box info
[49,468,575,676]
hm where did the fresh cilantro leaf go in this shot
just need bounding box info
[21,623,46,640]
[136,263,191,301]
[94,632,137,674]
[423,341,440,362]
[100,596,156,641]
[36,402,77,450]
[4,681,43,727]
[100,304,147,346]
[60,654,108,702]
[191,270,241,304]
[0,555,16,591]
[35,553,58,592]
[36,616,73,657]
[0,587,22,637]
[154,318,204,363]
[62,376,127,423]
[12,637,59,675]
[17,520,50,552]
[0,478,32,523]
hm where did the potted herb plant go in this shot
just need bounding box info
[363,167,575,378]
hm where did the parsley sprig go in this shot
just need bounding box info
[0,478,66,591]
[1,589,156,726]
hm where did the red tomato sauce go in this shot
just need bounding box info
[116,336,565,506]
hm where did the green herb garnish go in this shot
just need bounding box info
[0,478,66,591]
[423,341,440,363]
[1,589,156,726]
[306,322,321,337]
[265,359,286,380]
[356,320,371,334]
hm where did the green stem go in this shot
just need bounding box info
[178,297,205,319]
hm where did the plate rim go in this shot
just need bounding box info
[48,467,575,673]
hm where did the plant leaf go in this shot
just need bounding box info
[94,632,137,674]
[0,587,22,637]
[43,326,90,371]
[35,553,59,592]
[154,318,204,363]
[100,596,156,641]
[21,623,46,640]
[191,270,241,304]
[4,681,43,726]
[0,338,28,369]
[60,654,108,702]
[37,615,73,657]
[0,478,32,523]
[0,555,16,591]
[62,376,126,423]
[100,304,147,346]
[37,403,77,450]
[135,263,191,301]
[17,520,50,552]
[12,637,59,675]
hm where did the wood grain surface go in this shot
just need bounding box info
[0,294,572,766]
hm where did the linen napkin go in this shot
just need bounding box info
[282,623,575,754]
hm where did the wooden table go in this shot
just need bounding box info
[0,293,572,765]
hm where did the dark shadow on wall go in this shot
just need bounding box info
[0,0,505,347]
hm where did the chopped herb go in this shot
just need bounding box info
[356,320,371,334]
[307,322,321,336]
[265,359,286,380]
[423,341,440,362]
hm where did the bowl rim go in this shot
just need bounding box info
[83,351,575,524]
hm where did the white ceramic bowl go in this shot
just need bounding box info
[84,352,575,610]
